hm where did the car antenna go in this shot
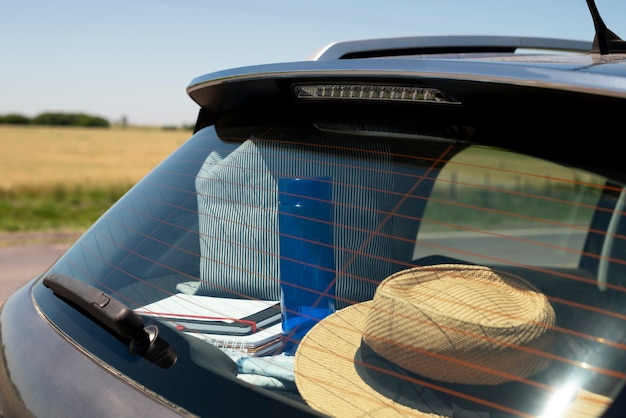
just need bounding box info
[586,0,626,54]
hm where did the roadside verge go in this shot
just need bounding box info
[0,230,83,248]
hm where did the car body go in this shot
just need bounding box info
[3,4,626,417]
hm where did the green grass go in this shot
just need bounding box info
[0,184,130,232]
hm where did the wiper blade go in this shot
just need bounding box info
[43,273,176,368]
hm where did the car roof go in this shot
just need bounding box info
[312,34,626,76]
[309,35,594,60]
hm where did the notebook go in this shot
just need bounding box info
[135,294,281,336]
[188,322,284,357]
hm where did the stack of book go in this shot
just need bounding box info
[135,294,283,356]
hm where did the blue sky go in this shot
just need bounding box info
[3,0,626,126]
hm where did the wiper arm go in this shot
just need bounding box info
[43,273,176,368]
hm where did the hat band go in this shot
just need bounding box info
[354,340,558,417]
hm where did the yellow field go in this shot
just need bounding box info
[0,125,190,191]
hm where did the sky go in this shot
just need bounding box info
[3,0,626,127]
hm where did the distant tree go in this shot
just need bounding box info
[32,112,73,126]
[74,113,109,127]
[0,113,31,124]
[32,112,110,127]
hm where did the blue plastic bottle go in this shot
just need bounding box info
[278,177,335,354]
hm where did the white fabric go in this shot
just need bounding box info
[194,137,396,307]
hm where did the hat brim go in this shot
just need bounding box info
[295,301,444,417]
[294,302,611,418]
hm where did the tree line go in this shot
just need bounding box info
[0,112,110,127]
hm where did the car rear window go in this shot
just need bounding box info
[41,121,626,417]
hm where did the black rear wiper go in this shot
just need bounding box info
[43,273,177,368]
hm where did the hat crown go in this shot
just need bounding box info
[363,264,556,385]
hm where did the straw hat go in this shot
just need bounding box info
[294,264,611,417]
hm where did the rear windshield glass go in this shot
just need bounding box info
[43,122,626,417]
